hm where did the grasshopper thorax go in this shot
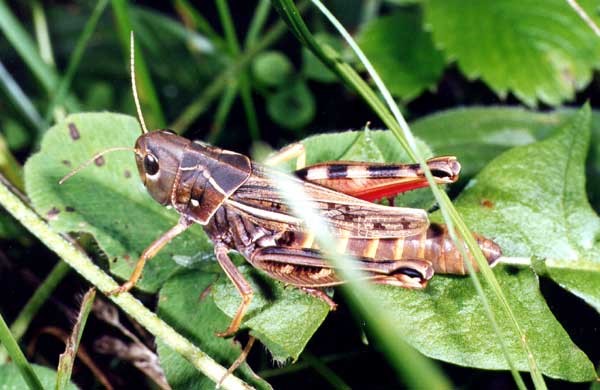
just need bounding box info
[134,129,252,224]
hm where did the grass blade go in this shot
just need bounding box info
[270,170,451,389]
[0,261,70,363]
[174,0,226,49]
[9,262,70,353]
[0,61,47,133]
[208,83,239,143]
[244,0,271,47]
[110,0,165,127]
[0,0,56,92]
[313,4,539,387]
[271,0,414,158]
[215,0,260,140]
[31,0,55,66]
[0,0,79,112]
[45,0,109,121]
[208,0,271,143]
[55,288,96,390]
[0,312,44,390]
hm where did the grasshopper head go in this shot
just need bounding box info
[135,130,190,205]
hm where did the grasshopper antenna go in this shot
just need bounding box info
[59,147,141,185]
[130,31,148,134]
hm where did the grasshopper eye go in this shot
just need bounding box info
[143,154,159,176]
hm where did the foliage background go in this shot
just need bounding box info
[0,0,599,388]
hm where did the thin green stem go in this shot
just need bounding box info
[31,1,55,67]
[45,0,109,122]
[208,82,239,144]
[3,261,70,362]
[0,0,78,112]
[271,170,451,390]
[244,0,271,48]
[111,0,166,127]
[0,175,251,390]
[307,1,542,388]
[0,0,54,90]
[0,61,47,134]
[0,312,44,390]
[271,0,414,159]
[307,1,535,387]
[271,1,546,388]
[172,2,309,133]
[238,75,260,140]
[174,0,226,49]
[215,0,260,140]
[215,0,241,54]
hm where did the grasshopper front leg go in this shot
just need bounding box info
[109,216,193,295]
[214,243,254,337]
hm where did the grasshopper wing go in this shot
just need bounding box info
[227,166,429,239]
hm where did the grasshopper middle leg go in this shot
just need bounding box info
[214,243,254,337]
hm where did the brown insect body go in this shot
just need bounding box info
[133,131,501,301]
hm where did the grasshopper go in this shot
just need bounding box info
[62,128,501,337]
[61,37,501,338]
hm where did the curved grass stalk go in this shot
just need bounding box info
[0,176,252,390]
[271,1,546,388]
[270,171,451,390]
[111,0,166,128]
[0,312,43,389]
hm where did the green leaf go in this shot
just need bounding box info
[372,107,597,382]
[357,8,444,100]
[0,364,76,389]
[252,51,294,87]
[212,265,331,362]
[24,113,211,292]
[424,0,600,106]
[410,107,561,178]
[266,80,315,130]
[454,106,600,315]
[372,266,595,381]
[156,269,271,389]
